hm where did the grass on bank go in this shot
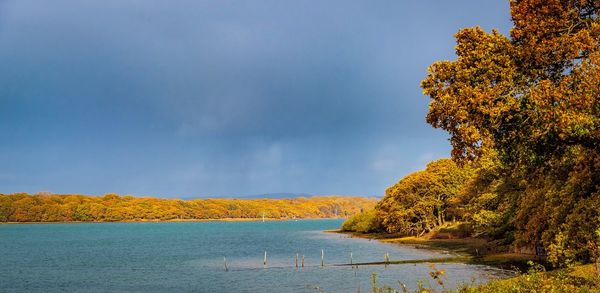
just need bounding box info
[459,263,600,293]
[366,263,600,293]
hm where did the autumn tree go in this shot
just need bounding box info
[421,0,600,265]
[376,159,471,236]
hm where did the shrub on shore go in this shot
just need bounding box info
[341,209,382,233]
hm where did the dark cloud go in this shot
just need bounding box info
[0,0,512,197]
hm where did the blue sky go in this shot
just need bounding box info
[0,1,512,197]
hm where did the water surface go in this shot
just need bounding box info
[0,220,510,292]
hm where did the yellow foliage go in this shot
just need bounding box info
[0,193,377,222]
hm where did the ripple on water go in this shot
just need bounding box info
[0,220,513,292]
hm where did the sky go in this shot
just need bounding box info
[0,1,512,198]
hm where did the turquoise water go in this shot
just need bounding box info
[0,220,510,292]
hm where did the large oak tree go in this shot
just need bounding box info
[421,0,600,265]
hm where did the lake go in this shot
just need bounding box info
[0,219,511,292]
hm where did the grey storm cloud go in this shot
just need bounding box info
[0,0,512,197]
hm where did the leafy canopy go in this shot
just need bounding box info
[421,0,600,266]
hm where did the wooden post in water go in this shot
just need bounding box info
[350,252,353,265]
[321,249,324,267]
[295,253,299,268]
[264,251,267,267]
[301,255,305,268]
[224,257,228,272]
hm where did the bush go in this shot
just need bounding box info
[341,210,382,233]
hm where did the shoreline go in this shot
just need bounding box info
[0,217,346,225]
[328,229,539,271]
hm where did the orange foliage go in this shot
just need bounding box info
[0,193,377,222]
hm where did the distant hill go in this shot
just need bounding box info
[177,193,311,200]
[183,193,379,200]
[225,193,313,199]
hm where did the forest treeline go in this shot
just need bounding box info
[344,0,599,268]
[0,193,376,222]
